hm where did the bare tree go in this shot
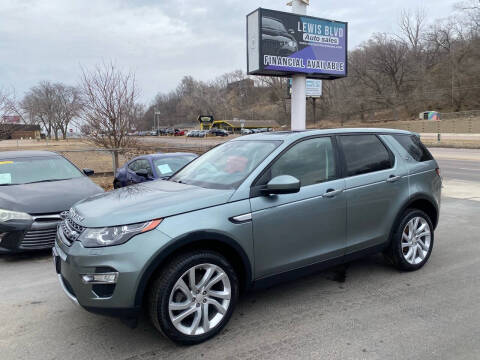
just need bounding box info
[80,63,140,167]
[54,84,83,139]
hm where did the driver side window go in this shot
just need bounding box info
[128,160,139,172]
[258,137,336,187]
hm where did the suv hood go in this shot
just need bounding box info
[0,177,103,214]
[72,180,235,227]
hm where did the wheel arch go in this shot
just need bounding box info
[134,231,253,308]
[389,193,439,243]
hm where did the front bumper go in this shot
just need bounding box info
[53,226,172,317]
[0,215,61,253]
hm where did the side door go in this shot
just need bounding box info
[337,134,409,254]
[250,136,347,279]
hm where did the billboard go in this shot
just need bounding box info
[247,8,347,79]
[288,78,322,97]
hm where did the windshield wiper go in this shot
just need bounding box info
[22,178,71,185]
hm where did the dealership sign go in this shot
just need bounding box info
[247,8,347,79]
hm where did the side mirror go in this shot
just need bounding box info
[263,175,300,195]
[83,168,94,176]
[135,169,149,178]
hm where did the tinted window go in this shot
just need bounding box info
[259,137,336,187]
[128,160,139,172]
[136,159,153,176]
[339,135,393,176]
[128,159,152,176]
[393,135,433,162]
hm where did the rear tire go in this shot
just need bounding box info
[148,251,238,344]
[386,209,434,271]
[113,180,121,189]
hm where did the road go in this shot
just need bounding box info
[0,148,479,360]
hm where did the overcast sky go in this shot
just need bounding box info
[1,0,455,104]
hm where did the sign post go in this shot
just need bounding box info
[289,0,308,130]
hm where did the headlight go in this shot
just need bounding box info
[78,219,162,248]
[0,209,33,222]
[288,41,296,48]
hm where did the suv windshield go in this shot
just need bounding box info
[171,140,281,189]
[0,156,83,185]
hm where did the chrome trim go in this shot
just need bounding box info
[32,214,62,221]
[231,213,252,223]
[81,272,119,284]
[57,274,79,306]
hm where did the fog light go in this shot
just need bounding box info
[81,272,118,284]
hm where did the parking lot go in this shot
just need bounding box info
[1,148,479,360]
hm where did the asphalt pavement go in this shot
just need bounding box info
[1,148,479,360]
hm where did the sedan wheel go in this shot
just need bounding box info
[168,263,231,336]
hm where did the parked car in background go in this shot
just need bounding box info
[241,128,253,135]
[197,130,208,137]
[0,151,103,253]
[174,129,186,136]
[209,128,229,137]
[187,130,200,137]
[113,152,198,188]
[54,129,440,344]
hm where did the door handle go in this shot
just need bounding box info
[386,175,401,183]
[322,189,343,198]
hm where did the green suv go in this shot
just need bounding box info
[53,129,441,344]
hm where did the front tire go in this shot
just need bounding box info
[386,209,434,271]
[148,251,239,344]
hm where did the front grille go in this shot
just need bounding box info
[263,39,282,56]
[60,216,85,245]
[21,227,58,249]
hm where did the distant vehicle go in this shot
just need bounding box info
[187,130,199,137]
[197,130,208,137]
[241,129,253,135]
[113,153,198,188]
[0,151,103,253]
[209,128,229,137]
[174,129,185,136]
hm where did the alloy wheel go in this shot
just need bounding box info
[401,216,431,265]
[168,263,231,336]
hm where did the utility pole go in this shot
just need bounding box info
[153,106,156,131]
[289,0,308,130]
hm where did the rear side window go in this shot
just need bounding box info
[339,135,393,176]
[393,135,433,162]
